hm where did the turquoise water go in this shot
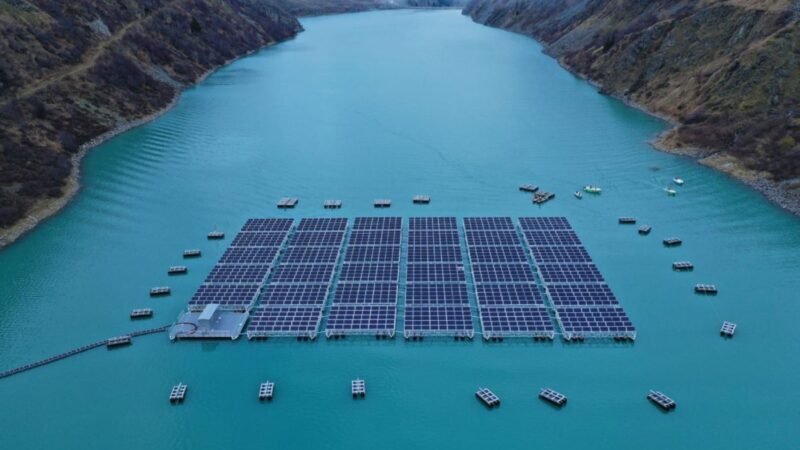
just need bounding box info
[2,9,799,449]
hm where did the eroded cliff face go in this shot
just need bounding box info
[0,0,303,227]
[464,0,800,203]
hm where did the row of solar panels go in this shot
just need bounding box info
[404,214,471,337]
[248,219,347,338]
[326,216,402,337]
[519,217,635,338]
[187,219,295,311]
[463,215,554,338]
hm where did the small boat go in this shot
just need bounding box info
[673,177,685,186]
[574,191,583,199]
[583,185,602,194]
[665,187,677,196]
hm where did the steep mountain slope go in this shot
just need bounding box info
[464,0,800,212]
[0,0,301,231]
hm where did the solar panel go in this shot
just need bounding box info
[468,246,527,263]
[231,232,288,247]
[326,305,396,331]
[464,217,514,230]
[479,306,554,333]
[260,284,329,306]
[290,231,344,247]
[547,284,618,306]
[530,246,592,263]
[281,246,341,264]
[475,283,543,306]
[188,284,261,310]
[408,230,460,246]
[471,264,535,283]
[523,230,582,246]
[270,264,335,284]
[406,263,466,283]
[338,263,399,283]
[205,265,271,284]
[334,283,397,304]
[466,230,520,246]
[348,230,401,246]
[409,217,457,230]
[405,283,469,305]
[407,245,463,263]
[247,306,321,334]
[241,218,294,232]
[219,247,279,265]
[555,307,634,333]
[538,264,605,284]
[297,218,348,232]
[404,306,473,331]
[344,246,400,263]
[353,217,401,230]
[519,217,572,231]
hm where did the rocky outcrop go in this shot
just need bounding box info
[464,0,800,214]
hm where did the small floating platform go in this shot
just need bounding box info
[539,388,567,407]
[533,192,555,204]
[130,308,153,319]
[519,184,539,193]
[672,261,694,271]
[106,335,132,348]
[638,225,652,235]
[170,383,188,403]
[720,321,737,337]
[259,381,275,401]
[476,387,500,408]
[374,199,392,208]
[183,249,201,258]
[647,390,676,411]
[277,197,298,209]
[150,286,171,297]
[695,284,718,295]
[324,200,342,209]
[168,266,188,275]
[663,237,682,247]
[352,379,366,398]
[412,195,431,204]
[207,231,225,240]
[618,217,637,224]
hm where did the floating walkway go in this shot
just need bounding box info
[539,388,567,407]
[476,387,500,408]
[647,390,676,411]
[351,379,366,398]
[259,381,275,401]
[720,321,737,337]
[0,326,169,380]
[150,286,171,297]
[170,383,188,403]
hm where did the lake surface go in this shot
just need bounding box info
[1,9,799,449]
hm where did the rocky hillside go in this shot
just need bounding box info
[0,0,302,229]
[464,0,800,210]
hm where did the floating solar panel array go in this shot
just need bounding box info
[246,218,346,339]
[326,217,400,338]
[464,217,555,340]
[188,219,293,312]
[520,217,636,340]
[404,217,473,339]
